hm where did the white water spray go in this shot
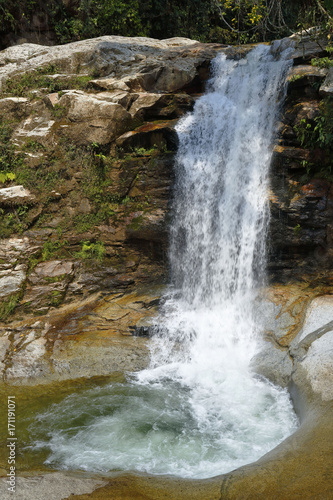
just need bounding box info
[30,43,298,479]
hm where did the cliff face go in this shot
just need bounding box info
[269,52,333,282]
[0,34,331,331]
[0,36,225,322]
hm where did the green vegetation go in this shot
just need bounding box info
[0,119,24,182]
[294,98,333,150]
[311,57,333,68]
[49,290,64,307]
[0,293,20,321]
[75,240,106,262]
[294,97,333,178]
[1,1,333,48]
[42,239,69,261]
[289,74,303,83]
[0,71,92,98]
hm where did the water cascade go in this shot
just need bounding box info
[29,43,298,479]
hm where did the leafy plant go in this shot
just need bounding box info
[75,241,106,262]
[311,57,333,68]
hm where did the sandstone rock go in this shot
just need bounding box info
[57,90,132,144]
[0,36,223,93]
[0,237,40,264]
[287,65,327,87]
[0,269,26,298]
[5,336,48,382]
[29,260,74,284]
[319,66,333,97]
[298,332,333,401]
[0,97,31,120]
[0,473,107,500]
[43,92,60,107]
[12,115,56,144]
[0,334,10,375]
[293,295,333,343]
[0,185,36,205]
[116,120,178,152]
[1,289,160,384]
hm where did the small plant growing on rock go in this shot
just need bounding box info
[76,241,105,262]
[311,57,333,68]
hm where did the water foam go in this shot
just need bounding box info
[29,43,298,478]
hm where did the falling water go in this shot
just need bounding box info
[29,43,298,479]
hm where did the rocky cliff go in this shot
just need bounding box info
[0,33,332,500]
[1,34,332,328]
[0,34,332,380]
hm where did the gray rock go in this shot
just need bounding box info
[29,260,74,284]
[0,473,106,500]
[251,342,292,387]
[300,333,333,401]
[0,269,26,298]
[319,67,333,97]
[0,185,36,205]
[0,36,221,93]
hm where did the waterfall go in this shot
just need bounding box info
[142,43,293,372]
[29,43,298,479]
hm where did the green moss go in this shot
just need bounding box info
[0,70,93,98]
[128,215,144,230]
[0,293,20,321]
[49,290,65,307]
[41,239,69,261]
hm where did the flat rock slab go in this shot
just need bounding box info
[0,185,36,205]
[0,472,107,500]
[0,289,160,385]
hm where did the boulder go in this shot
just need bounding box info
[0,36,224,93]
[0,185,36,205]
[0,97,31,120]
[319,66,333,97]
[0,268,26,298]
[57,90,133,144]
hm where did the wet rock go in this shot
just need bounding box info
[1,289,161,384]
[125,209,168,243]
[250,343,292,388]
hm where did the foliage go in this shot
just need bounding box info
[0,293,20,321]
[0,71,92,98]
[294,98,333,150]
[75,240,106,262]
[311,56,333,68]
[1,0,333,47]
[0,119,24,179]
[42,238,68,261]
[0,206,30,238]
